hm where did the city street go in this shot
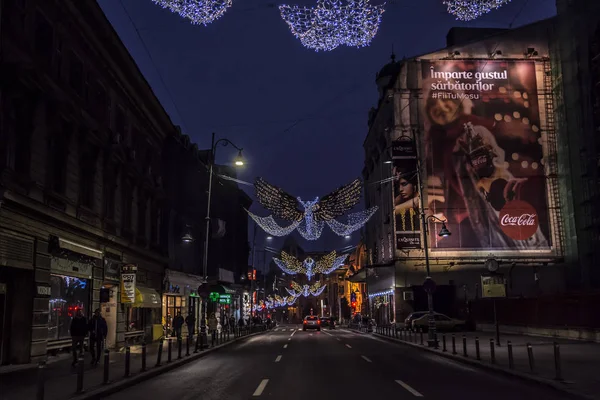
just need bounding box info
[103,324,570,400]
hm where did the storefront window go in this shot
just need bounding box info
[162,295,184,334]
[48,275,90,340]
[126,307,145,332]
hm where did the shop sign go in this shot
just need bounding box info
[103,257,121,282]
[36,284,52,297]
[51,257,93,279]
[121,264,137,303]
[209,292,232,304]
[481,274,506,298]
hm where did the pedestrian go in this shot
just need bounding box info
[229,315,236,332]
[208,313,218,345]
[238,317,245,327]
[70,309,88,367]
[173,311,184,339]
[88,308,108,366]
[185,312,196,337]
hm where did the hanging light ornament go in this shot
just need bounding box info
[443,0,511,21]
[273,251,348,280]
[279,0,385,52]
[286,280,327,298]
[151,0,233,25]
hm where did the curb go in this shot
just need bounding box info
[68,330,268,400]
[372,332,598,400]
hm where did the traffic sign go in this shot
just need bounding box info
[423,277,436,294]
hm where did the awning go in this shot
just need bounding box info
[348,269,366,283]
[207,284,236,295]
[56,237,103,259]
[131,287,161,308]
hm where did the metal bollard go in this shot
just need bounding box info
[186,335,190,357]
[452,334,457,355]
[156,339,164,367]
[103,349,110,383]
[420,328,424,345]
[227,329,230,341]
[124,346,131,377]
[463,335,468,357]
[167,339,172,363]
[475,337,480,360]
[527,343,535,372]
[553,342,562,381]
[141,342,147,372]
[76,356,84,393]
[490,339,496,364]
[507,341,514,369]
[442,334,447,352]
[195,333,200,353]
[178,338,183,359]
[36,361,46,400]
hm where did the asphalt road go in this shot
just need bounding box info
[103,324,571,400]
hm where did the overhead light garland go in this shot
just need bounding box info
[443,0,511,21]
[279,0,385,52]
[151,0,233,25]
[286,280,326,298]
[273,251,348,280]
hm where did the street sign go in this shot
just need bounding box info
[198,284,210,299]
[423,277,436,294]
[481,274,506,298]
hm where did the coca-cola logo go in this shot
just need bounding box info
[498,200,538,240]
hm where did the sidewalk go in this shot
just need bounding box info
[373,327,600,400]
[0,330,243,400]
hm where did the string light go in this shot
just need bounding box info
[326,207,378,236]
[248,211,301,236]
[368,289,394,298]
[443,0,511,21]
[286,280,326,298]
[279,0,385,52]
[273,251,348,280]
[151,0,233,25]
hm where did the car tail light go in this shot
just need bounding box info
[317,320,320,324]
[303,321,307,324]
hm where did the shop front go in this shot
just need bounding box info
[366,265,396,325]
[162,269,205,337]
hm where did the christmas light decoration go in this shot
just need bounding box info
[279,0,385,52]
[151,0,233,25]
[443,0,511,21]
[368,289,394,298]
[286,280,326,298]
[273,251,349,280]
[326,207,379,236]
[247,211,301,236]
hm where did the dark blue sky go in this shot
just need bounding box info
[98,0,556,252]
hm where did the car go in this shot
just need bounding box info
[404,311,428,329]
[319,317,331,328]
[411,312,466,331]
[303,316,321,331]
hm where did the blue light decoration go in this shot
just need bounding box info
[443,0,511,21]
[151,0,233,25]
[253,294,298,311]
[273,251,348,280]
[286,280,327,298]
[368,289,394,298]
[279,0,385,52]
[249,177,378,240]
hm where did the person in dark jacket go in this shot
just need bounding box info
[173,311,184,339]
[185,313,196,336]
[70,310,88,366]
[88,308,108,365]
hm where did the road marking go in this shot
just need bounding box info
[290,330,296,337]
[345,344,352,349]
[274,328,279,331]
[395,380,423,397]
[288,338,291,341]
[336,338,341,341]
[361,355,372,363]
[322,330,332,336]
[281,329,286,332]
[283,344,288,349]
[275,355,282,362]
[253,379,269,396]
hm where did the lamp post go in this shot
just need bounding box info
[201,132,244,346]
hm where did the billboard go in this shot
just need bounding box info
[421,60,551,251]
[392,138,421,250]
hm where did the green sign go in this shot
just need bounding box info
[209,292,220,302]
[208,292,232,304]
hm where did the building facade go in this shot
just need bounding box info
[362,18,585,326]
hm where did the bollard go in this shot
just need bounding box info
[186,335,190,357]
[36,361,46,400]
[178,337,183,360]
[419,328,424,345]
[76,356,84,393]
[527,343,535,372]
[227,329,230,341]
[167,338,172,363]
[475,337,480,360]
[195,333,201,353]
[507,341,514,369]
[103,349,110,383]
[156,339,164,367]
[462,335,468,357]
[124,346,131,377]
[141,342,147,372]
[442,334,447,352]
[553,342,562,381]
[490,339,496,364]
[452,334,457,355]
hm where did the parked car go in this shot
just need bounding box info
[404,311,428,329]
[411,312,466,331]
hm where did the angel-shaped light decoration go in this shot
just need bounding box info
[274,251,348,280]
[248,178,378,240]
[151,0,233,25]
[286,280,327,298]
[443,0,511,21]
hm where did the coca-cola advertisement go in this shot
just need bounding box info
[392,137,421,250]
[422,60,551,250]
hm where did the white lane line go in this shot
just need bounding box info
[322,330,333,336]
[336,338,341,341]
[395,380,423,397]
[290,330,296,337]
[275,355,282,363]
[283,344,288,349]
[345,344,352,349]
[288,338,291,341]
[274,328,279,331]
[281,329,286,332]
[361,355,372,363]
[253,379,269,396]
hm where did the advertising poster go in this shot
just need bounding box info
[392,138,421,250]
[120,264,137,304]
[421,60,551,250]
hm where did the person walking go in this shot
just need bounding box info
[185,312,196,337]
[88,308,108,366]
[70,309,88,367]
[172,311,184,339]
[208,313,218,346]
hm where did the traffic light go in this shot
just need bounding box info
[351,301,356,309]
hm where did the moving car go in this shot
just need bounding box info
[319,317,332,328]
[410,312,466,331]
[303,316,321,331]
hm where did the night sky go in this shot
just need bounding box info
[98,0,556,254]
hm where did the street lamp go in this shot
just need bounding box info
[200,132,244,346]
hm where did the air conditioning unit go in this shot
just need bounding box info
[403,291,414,301]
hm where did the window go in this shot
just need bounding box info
[126,308,145,332]
[122,179,134,231]
[137,192,147,236]
[48,275,90,340]
[69,51,84,95]
[49,122,71,194]
[91,82,108,123]
[34,11,54,66]
[115,107,127,141]
[79,143,98,209]
[103,166,118,220]
[163,296,185,333]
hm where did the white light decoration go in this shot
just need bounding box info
[443,0,511,21]
[326,207,379,236]
[274,251,348,280]
[279,0,385,52]
[286,280,326,298]
[247,212,301,236]
[368,289,394,298]
[151,0,233,25]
